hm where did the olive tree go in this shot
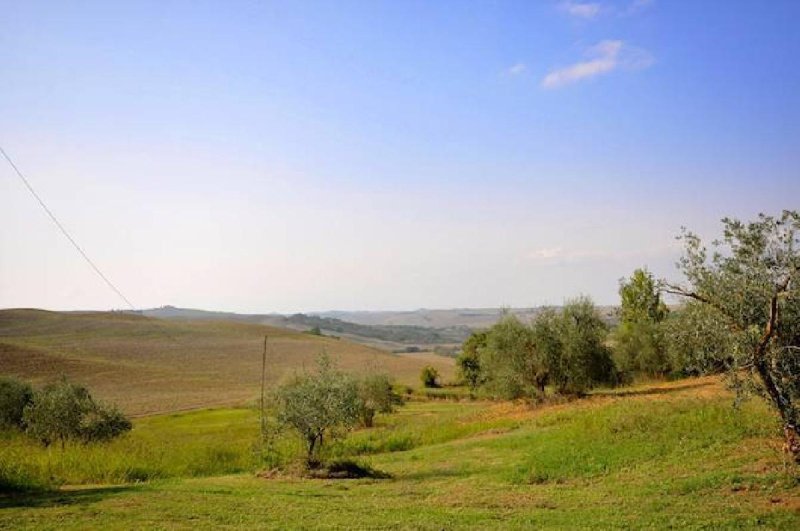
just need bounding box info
[0,376,33,430]
[356,373,402,427]
[457,331,486,394]
[662,210,800,462]
[479,314,540,399]
[469,299,614,400]
[274,355,360,466]
[551,296,616,395]
[22,379,131,449]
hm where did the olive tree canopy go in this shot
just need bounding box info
[663,210,800,462]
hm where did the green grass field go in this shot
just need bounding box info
[2,377,798,529]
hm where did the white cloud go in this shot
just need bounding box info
[506,63,527,76]
[559,1,602,19]
[540,40,653,89]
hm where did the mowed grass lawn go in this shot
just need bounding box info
[2,377,799,529]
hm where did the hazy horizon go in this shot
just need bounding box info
[3,1,799,313]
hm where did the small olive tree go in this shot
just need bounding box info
[22,379,131,449]
[0,376,33,430]
[356,373,402,427]
[663,210,800,462]
[274,355,360,466]
[479,314,540,399]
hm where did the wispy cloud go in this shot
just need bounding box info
[506,63,527,76]
[526,243,679,265]
[540,40,653,89]
[559,1,602,19]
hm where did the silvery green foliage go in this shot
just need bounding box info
[22,379,131,448]
[475,298,614,399]
[552,297,615,395]
[274,353,360,465]
[665,210,800,450]
[663,301,732,376]
[479,313,538,399]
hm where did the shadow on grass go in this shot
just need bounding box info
[0,484,139,509]
[591,380,714,398]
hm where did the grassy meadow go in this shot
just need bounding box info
[2,377,799,529]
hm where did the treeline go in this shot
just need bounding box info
[456,262,791,401]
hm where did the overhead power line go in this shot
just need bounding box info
[0,145,136,311]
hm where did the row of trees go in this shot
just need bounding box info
[0,377,132,448]
[457,297,615,399]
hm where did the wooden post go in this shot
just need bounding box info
[260,335,268,438]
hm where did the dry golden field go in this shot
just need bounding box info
[0,309,455,415]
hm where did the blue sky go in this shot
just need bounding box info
[1,0,799,312]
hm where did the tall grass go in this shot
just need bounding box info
[0,408,261,487]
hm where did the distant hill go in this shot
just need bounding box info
[315,307,619,328]
[138,305,620,350]
[0,309,454,415]
[140,306,473,348]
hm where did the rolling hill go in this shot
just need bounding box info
[0,309,455,416]
[139,306,472,350]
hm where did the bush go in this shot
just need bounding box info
[80,403,133,443]
[0,376,33,430]
[420,366,440,388]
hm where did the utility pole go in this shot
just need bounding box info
[260,335,268,438]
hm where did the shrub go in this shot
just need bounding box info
[420,366,440,388]
[79,403,132,443]
[0,376,33,430]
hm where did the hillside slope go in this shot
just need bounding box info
[0,309,454,415]
[1,377,798,528]
[139,306,471,348]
